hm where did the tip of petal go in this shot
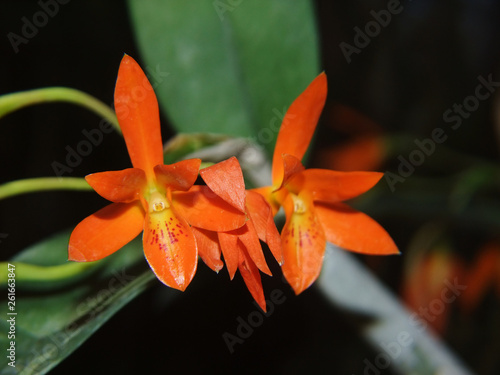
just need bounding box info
[68,245,86,262]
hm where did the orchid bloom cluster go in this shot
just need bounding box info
[68,55,398,311]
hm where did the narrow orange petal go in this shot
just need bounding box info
[200,156,246,212]
[192,227,223,273]
[280,154,306,189]
[85,168,147,203]
[143,205,198,291]
[272,72,327,186]
[218,232,239,279]
[69,202,144,262]
[287,168,383,203]
[172,186,246,231]
[246,190,283,265]
[238,247,267,312]
[154,159,201,192]
[114,54,163,178]
[236,221,272,276]
[281,191,326,295]
[315,202,399,255]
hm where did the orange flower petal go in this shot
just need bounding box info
[114,54,163,178]
[315,202,399,255]
[172,186,246,231]
[85,168,147,203]
[252,186,280,215]
[272,72,327,186]
[280,154,306,189]
[154,158,201,192]
[287,168,383,203]
[143,205,198,291]
[218,231,239,279]
[281,191,327,295]
[192,227,223,273]
[246,190,283,265]
[235,221,272,276]
[69,202,144,262]
[238,247,267,312]
[461,243,500,313]
[200,156,246,212]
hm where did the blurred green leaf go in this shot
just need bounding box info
[0,230,166,374]
[127,0,319,155]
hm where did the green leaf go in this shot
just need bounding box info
[0,230,169,374]
[127,0,319,155]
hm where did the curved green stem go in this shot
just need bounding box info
[0,177,93,200]
[1,261,101,289]
[0,87,121,134]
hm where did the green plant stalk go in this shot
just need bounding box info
[0,261,100,288]
[0,177,92,200]
[0,87,120,134]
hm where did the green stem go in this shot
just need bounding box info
[0,177,92,200]
[0,87,121,134]
[1,261,101,289]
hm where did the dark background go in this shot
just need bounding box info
[1,1,499,374]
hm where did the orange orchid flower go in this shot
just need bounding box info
[68,55,245,291]
[192,157,283,311]
[255,72,399,295]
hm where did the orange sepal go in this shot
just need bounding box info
[114,54,163,178]
[279,154,306,190]
[461,242,500,313]
[233,221,272,276]
[272,72,327,186]
[192,227,223,273]
[315,202,399,255]
[286,168,383,203]
[69,202,144,262]
[85,168,147,203]
[143,206,198,291]
[246,190,283,265]
[281,191,327,295]
[238,247,267,312]
[172,186,246,232]
[200,156,246,212]
[218,231,240,279]
[154,159,201,192]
